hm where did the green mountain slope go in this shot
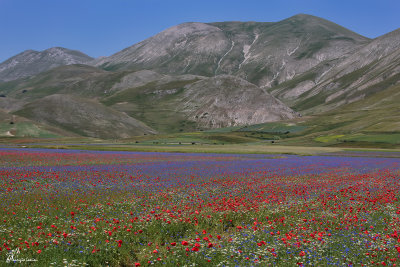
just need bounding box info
[269,28,400,114]
[103,75,298,133]
[14,94,156,139]
[0,64,298,136]
[299,83,400,147]
[0,109,75,138]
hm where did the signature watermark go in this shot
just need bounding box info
[6,248,38,263]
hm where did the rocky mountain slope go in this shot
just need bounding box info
[0,47,93,82]
[0,14,399,139]
[269,28,400,113]
[93,14,369,88]
[103,74,297,132]
[92,14,399,117]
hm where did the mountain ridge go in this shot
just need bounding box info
[92,14,370,90]
[0,47,93,82]
[0,14,398,140]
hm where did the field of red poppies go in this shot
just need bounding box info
[1,148,400,266]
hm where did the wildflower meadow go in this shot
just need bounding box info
[1,148,400,266]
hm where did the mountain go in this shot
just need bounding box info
[0,14,399,140]
[0,47,93,82]
[93,14,369,88]
[0,64,114,101]
[269,28,400,114]
[313,83,400,134]
[14,94,156,139]
[103,74,298,132]
[0,107,76,138]
[291,82,400,148]
[0,64,297,134]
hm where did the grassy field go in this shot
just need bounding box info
[0,122,61,138]
[23,143,343,155]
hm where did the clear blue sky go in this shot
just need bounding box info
[0,0,399,62]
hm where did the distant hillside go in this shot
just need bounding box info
[0,108,75,138]
[0,47,93,82]
[0,64,113,100]
[0,64,297,135]
[103,74,298,132]
[270,28,400,114]
[14,94,156,139]
[305,83,400,134]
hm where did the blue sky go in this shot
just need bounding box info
[0,0,399,62]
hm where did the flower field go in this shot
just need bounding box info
[1,148,400,266]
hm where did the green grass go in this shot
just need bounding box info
[343,133,400,144]
[285,83,400,148]
[102,79,200,133]
[14,106,90,137]
[237,122,307,134]
[315,135,345,143]
[292,90,327,111]
[0,79,24,95]
[313,133,400,147]
[0,122,60,138]
[276,71,317,91]
[295,42,324,59]
[204,126,244,133]
[245,64,273,85]
[23,142,343,156]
